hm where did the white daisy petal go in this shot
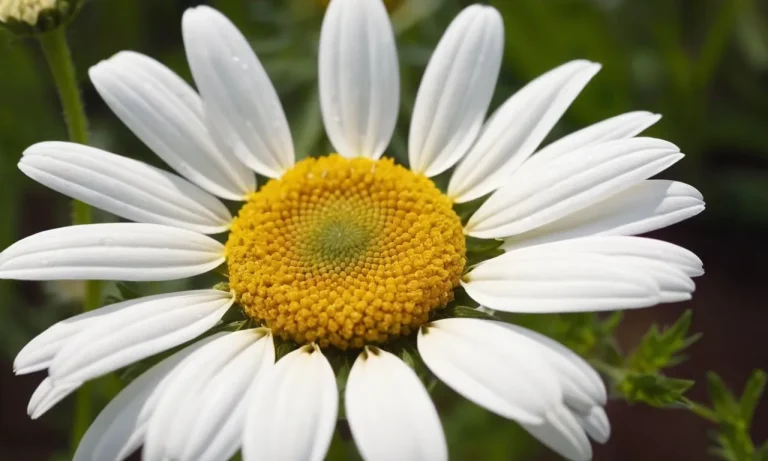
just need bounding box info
[182,6,294,178]
[47,290,233,384]
[621,258,695,303]
[74,334,223,461]
[20,142,232,234]
[501,236,698,303]
[27,377,82,419]
[242,344,337,461]
[496,323,606,413]
[448,60,601,203]
[408,5,503,176]
[417,318,561,424]
[89,51,254,199]
[0,223,225,281]
[466,138,684,239]
[576,406,611,444]
[504,235,703,277]
[519,111,662,174]
[14,294,165,376]
[346,347,447,461]
[521,405,592,461]
[143,330,274,461]
[463,251,661,313]
[319,0,399,160]
[502,180,705,249]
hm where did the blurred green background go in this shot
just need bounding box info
[1,0,767,459]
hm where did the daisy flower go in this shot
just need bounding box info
[0,1,705,460]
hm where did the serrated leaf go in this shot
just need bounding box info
[626,310,699,373]
[618,372,695,408]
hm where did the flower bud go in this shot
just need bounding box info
[0,0,84,35]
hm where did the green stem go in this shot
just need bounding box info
[37,26,103,449]
[38,28,88,144]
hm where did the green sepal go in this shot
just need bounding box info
[432,305,501,322]
[212,281,231,292]
[465,236,505,254]
[274,339,299,361]
[465,248,504,268]
[453,195,489,226]
[462,236,505,268]
[448,286,480,309]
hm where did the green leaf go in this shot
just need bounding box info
[740,370,767,425]
[626,310,700,373]
[701,371,768,461]
[549,313,601,356]
[707,372,741,419]
[602,311,624,335]
[618,372,695,408]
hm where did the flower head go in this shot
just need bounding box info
[0,0,81,34]
[1,0,705,460]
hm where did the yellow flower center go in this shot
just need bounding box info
[226,155,466,350]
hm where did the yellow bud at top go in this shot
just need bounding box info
[0,0,83,35]
[0,0,56,25]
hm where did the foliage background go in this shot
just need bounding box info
[0,0,767,459]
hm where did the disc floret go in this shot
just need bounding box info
[226,155,466,349]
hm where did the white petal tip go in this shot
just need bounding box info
[580,406,611,443]
[14,365,42,376]
[660,292,693,303]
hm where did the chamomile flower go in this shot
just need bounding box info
[0,1,704,460]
